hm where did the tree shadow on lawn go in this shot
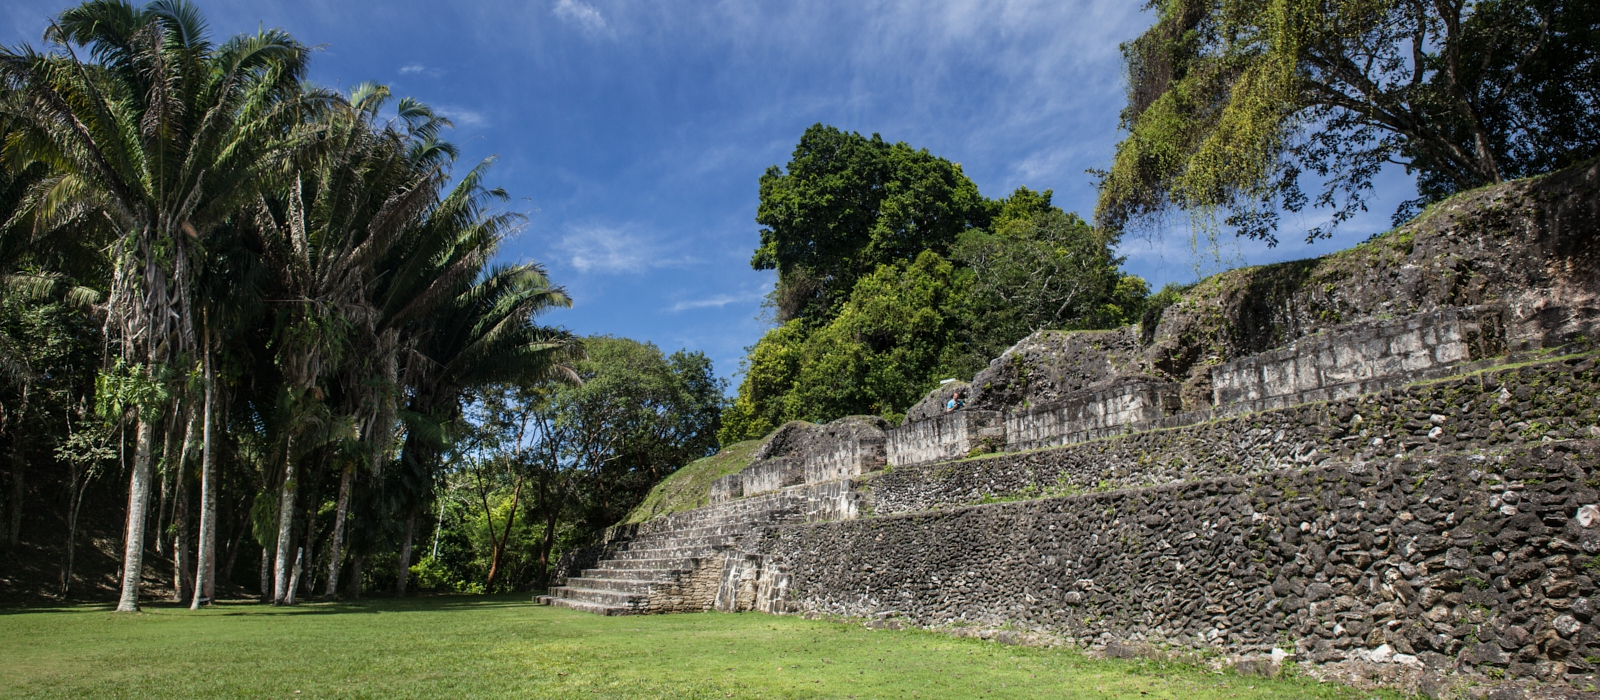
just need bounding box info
[0,593,541,617]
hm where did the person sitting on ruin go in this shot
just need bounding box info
[944,389,965,413]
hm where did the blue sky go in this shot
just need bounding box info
[4,0,1418,383]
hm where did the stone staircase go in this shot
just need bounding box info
[538,492,805,615]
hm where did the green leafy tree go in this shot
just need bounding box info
[1096,0,1600,243]
[950,196,1145,365]
[723,252,970,440]
[752,124,992,323]
[1,0,323,611]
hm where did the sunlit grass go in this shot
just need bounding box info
[0,595,1399,699]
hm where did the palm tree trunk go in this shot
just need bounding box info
[272,435,298,605]
[395,510,416,597]
[299,501,319,597]
[285,547,303,605]
[259,546,272,604]
[347,551,363,599]
[192,350,218,609]
[116,416,158,612]
[321,461,355,599]
[173,408,198,603]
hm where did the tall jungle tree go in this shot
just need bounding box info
[0,0,323,611]
[1096,0,1600,242]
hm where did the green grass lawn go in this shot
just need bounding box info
[0,595,1399,699]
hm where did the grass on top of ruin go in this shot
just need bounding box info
[0,594,1401,699]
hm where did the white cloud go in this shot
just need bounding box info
[558,224,692,273]
[434,105,486,127]
[553,0,612,38]
[667,291,764,312]
[398,64,426,75]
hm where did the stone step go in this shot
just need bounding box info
[613,532,738,552]
[548,586,647,607]
[563,576,672,594]
[580,567,687,581]
[540,595,635,616]
[592,556,699,572]
[608,543,731,561]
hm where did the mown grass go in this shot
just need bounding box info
[0,595,1400,699]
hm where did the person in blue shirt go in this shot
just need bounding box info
[944,389,966,413]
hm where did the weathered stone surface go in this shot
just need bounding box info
[1004,376,1180,451]
[756,442,1600,684]
[1210,307,1502,408]
[886,410,1004,467]
[1140,161,1600,409]
[871,354,1600,515]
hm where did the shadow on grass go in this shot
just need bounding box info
[0,593,543,617]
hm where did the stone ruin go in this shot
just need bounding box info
[539,162,1600,696]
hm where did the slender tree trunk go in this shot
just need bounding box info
[321,462,355,599]
[154,411,179,557]
[272,436,298,605]
[485,476,524,593]
[299,501,318,597]
[192,351,218,608]
[259,546,272,604]
[116,416,158,612]
[173,409,198,603]
[347,551,363,599]
[285,547,303,605]
[173,470,193,603]
[537,498,563,586]
[395,510,416,597]
[60,461,93,598]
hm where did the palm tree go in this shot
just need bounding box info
[250,83,445,603]
[0,0,324,611]
[392,263,576,595]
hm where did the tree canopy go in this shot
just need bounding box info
[753,124,993,323]
[725,140,1146,443]
[1096,0,1600,243]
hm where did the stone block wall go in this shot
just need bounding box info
[886,410,1004,467]
[805,434,888,484]
[757,442,1600,684]
[742,457,804,496]
[870,354,1600,516]
[1210,308,1502,409]
[1004,377,1181,451]
[709,473,742,504]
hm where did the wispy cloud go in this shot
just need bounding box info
[398,64,426,75]
[434,105,486,127]
[553,0,613,38]
[667,291,764,312]
[558,224,693,273]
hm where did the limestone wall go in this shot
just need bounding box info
[1209,308,1501,410]
[804,435,887,484]
[757,442,1600,683]
[871,354,1600,516]
[1004,377,1180,451]
[886,410,1003,467]
[709,473,742,504]
[742,457,804,496]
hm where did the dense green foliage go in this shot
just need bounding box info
[753,124,993,323]
[0,1,713,606]
[1097,0,1600,242]
[426,337,724,592]
[725,143,1145,442]
[0,597,1405,699]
